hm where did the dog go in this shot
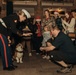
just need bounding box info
[14,43,24,63]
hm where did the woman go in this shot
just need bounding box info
[62,12,75,34]
[42,9,55,33]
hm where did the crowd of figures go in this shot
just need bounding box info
[0,8,76,73]
[14,9,76,57]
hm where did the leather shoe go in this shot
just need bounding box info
[57,65,72,73]
[3,66,15,71]
[11,64,18,68]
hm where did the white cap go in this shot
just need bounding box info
[22,9,31,18]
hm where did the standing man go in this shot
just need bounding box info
[0,9,31,71]
[40,24,76,73]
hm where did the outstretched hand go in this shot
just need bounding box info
[40,47,45,51]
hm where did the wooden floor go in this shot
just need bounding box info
[0,51,76,75]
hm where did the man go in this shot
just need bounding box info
[40,24,76,73]
[54,11,63,31]
[0,9,31,71]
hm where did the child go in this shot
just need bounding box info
[32,16,43,55]
[42,25,51,59]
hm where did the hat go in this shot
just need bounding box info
[22,9,31,18]
[35,16,41,21]
[54,11,59,15]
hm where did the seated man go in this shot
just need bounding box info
[40,24,76,73]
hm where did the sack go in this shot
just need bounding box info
[68,32,76,39]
